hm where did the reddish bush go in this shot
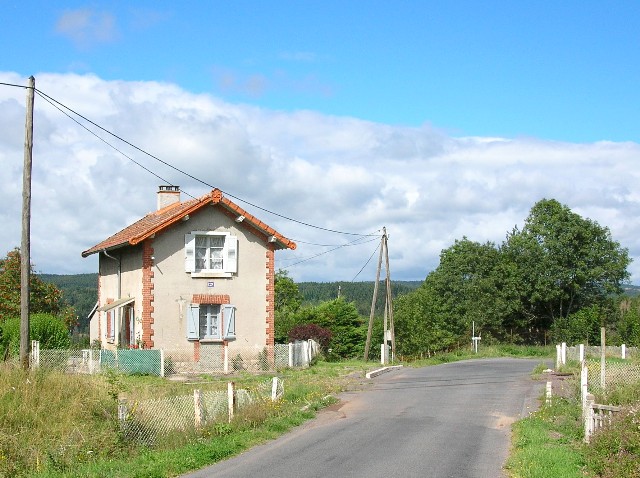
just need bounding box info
[288,323,332,349]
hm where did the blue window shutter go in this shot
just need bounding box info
[184,233,196,272]
[223,305,236,338]
[225,236,238,273]
[187,304,199,340]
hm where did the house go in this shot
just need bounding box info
[82,186,296,360]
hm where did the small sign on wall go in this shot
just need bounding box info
[207,281,214,288]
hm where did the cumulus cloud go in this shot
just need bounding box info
[1,72,639,284]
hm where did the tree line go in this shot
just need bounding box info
[1,197,637,361]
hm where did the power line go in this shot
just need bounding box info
[33,86,376,237]
[34,90,197,199]
[351,240,381,282]
[0,81,29,89]
[282,235,380,268]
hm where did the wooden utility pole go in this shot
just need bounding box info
[383,230,395,361]
[364,227,395,362]
[364,232,384,361]
[20,76,35,369]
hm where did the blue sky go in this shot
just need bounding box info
[1,1,640,283]
[3,1,639,141]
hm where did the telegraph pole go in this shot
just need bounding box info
[364,227,395,362]
[20,76,35,370]
[364,231,384,361]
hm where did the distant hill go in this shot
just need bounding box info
[37,273,423,327]
[39,274,98,331]
[41,272,638,331]
[297,280,422,316]
[622,284,640,297]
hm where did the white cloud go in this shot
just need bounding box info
[55,9,119,49]
[1,72,639,284]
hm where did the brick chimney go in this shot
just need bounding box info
[157,185,181,210]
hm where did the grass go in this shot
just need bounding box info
[9,345,619,478]
[507,355,640,478]
[0,359,375,478]
[506,397,586,478]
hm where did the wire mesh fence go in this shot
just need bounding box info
[566,345,638,362]
[30,340,319,377]
[585,359,640,393]
[118,378,284,445]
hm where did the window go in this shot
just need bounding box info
[185,232,237,276]
[187,304,236,341]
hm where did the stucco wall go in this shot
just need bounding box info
[149,207,269,352]
[92,247,143,348]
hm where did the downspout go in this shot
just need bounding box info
[103,249,121,348]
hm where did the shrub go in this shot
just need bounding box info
[0,313,71,357]
[585,404,640,477]
[288,323,332,349]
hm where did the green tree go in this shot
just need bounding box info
[274,270,304,343]
[503,199,630,337]
[617,296,640,346]
[0,249,76,329]
[394,284,457,357]
[294,298,365,360]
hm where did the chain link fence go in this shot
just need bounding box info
[566,345,638,362]
[30,340,318,377]
[119,378,285,445]
[585,359,640,393]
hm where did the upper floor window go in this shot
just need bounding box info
[185,232,237,276]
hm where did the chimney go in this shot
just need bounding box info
[157,185,181,210]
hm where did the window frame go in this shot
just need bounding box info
[185,231,237,277]
[187,303,236,342]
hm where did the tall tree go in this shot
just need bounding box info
[503,199,630,334]
[0,249,75,329]
[274,269,303,343]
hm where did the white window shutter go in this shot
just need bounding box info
[223,305,236,338]
[187,304,199,340]
[225,236,238,273]
[184,233,196,272]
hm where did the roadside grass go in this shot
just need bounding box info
[507,355,640,478]
[406,344,554,367]
[506,397,586,478]
[1,347,558,477]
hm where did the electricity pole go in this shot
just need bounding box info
[20,76,35,370]
[364,227,394,362]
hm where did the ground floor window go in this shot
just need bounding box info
[187,303,236,341]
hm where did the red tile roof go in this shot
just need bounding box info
[81,189,296,257]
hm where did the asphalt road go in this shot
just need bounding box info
[182,358,546,478]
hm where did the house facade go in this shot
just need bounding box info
[82,186,296,358]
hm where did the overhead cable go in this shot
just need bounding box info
[34,87,376,237]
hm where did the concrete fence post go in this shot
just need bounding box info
[227,382,235,423]
[160,349,165,377]
[118,397,128,426]
[223,344,229,374]
[30,340,40,368]
[271,377,279,401]
[622,344,626,360]
[561,342,567,365]
[288,343,293,368]
[194,389,202,429]
[584,393,595,443]
[579,344,584,362]
[556,344,561,369]
[581,360,588,413]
